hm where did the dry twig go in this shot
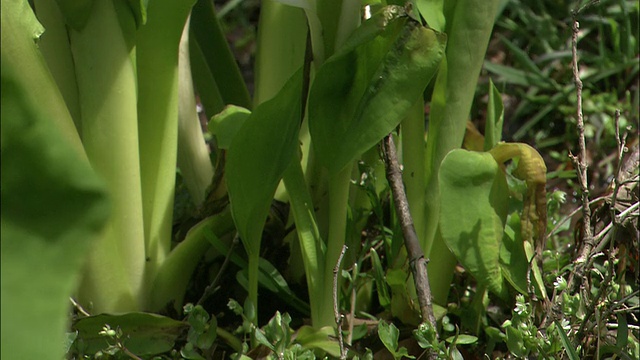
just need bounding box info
[568,15,595,274]
[382,134,439,357]
[333,244,348,360]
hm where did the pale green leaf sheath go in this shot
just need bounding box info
[70,0,145,312]
[136,0,194,294]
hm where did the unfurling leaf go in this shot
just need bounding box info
[489,142,547,299]
[489,142,547,255]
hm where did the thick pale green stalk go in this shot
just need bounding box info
[177,15,214,206]
[70,0,144,312]
[136,0,193,284]
[1,0,83,157]
[320,164,352,328]
[423,0,501,305]
[253,0,307,202]
[253,0,307,105]
[33,0,82,130]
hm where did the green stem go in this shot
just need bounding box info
[216,327,243,353]
[136,0,193,293]
[247,250,260,332]
[282,156,324,327]
[253,0,307,105]
[70,0,144,312]
[320,163,352,328]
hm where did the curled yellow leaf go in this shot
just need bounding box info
[489,142,547,256]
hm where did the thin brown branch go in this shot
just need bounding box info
[347,263,358,347]
[333,244,348,360]
[569,12,595,288]
[382,134,439,351]
[610,109,628,226]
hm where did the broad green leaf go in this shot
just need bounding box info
[1,67,110,360]
[309,12,446,174]
[208,105,251,149]
[439,150,509,299]
[227,69,302,255]
[72,313,187,356]
[484,78,504,151]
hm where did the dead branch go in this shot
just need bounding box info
[381,134,439,358]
